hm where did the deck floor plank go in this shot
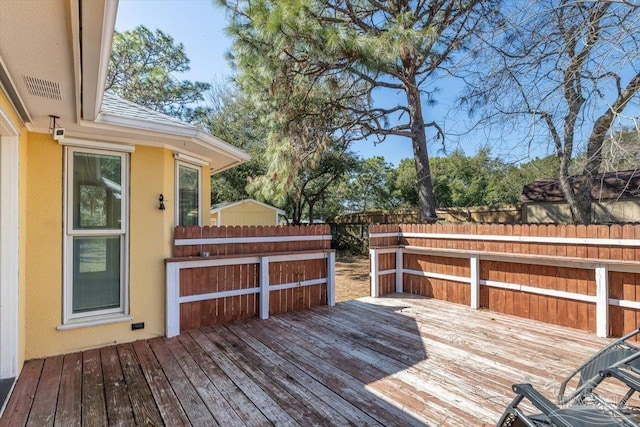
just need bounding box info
[54,353,82,427]
[190,328,300,427]
[213,325,357,427]
[147,337,217,426]
[100,346,135,426]
[163,334,245,426]
[301,305,501,421]
[177,332,270,427]
[81,349,107,426]
[0,359,43,427]
[115,343,163,427]
[224,322,386,426]
[27,355,63,426]
[131,340,189,426]
[1,295,624,427]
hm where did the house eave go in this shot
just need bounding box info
[70,115,249,173]
[80,0,119,122]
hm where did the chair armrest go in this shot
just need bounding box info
[601,367,640,392]
[513,384,563,421]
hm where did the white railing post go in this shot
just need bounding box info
[370,248,379,297]
[166,263,181,337]
[395,248,403,293]
[260,256,270,319]
[327,252,336,306]
[595,265,609,338]
[470,255,480,310]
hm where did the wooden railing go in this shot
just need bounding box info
[369,224,640,338]
[165,225,335,337]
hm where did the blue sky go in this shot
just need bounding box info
[115,0,538,166]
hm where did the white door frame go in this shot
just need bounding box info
[0,105,20,382]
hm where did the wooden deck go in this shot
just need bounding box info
[0,294,617,426]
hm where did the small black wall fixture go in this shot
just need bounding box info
[159,194,166,210]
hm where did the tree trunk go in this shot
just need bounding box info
[291,198,303,225]
[406,79,438,222]
[308,200,316,224]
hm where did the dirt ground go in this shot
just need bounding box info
[335,255,370,302]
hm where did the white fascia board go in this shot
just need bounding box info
[93,0,119,117]
[0,58,31,126]
[80,0,119,121]
[70,0,82,125]
[196,129,251,162]
[77,116,250,170]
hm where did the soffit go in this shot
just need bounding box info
[0,0,77,129]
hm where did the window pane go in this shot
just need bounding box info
[73,152,122,229]
[72,236,121,313]
[178,164,199,226]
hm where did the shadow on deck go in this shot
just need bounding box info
[0,294,611,426]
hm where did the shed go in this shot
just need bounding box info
[521,170,640,223]
[210,199,285,226]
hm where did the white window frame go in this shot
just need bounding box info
[62,146,130,325]
[175,160,202,226]
[0,106,19,388]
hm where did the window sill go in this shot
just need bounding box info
[57,314,133,331]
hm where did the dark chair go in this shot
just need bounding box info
[498,383,633,427]
[558,327,640,405]
[497,327,640,427]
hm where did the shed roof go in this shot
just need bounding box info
[211,199,285,215]
[521,170,640,203]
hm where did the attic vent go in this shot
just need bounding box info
[23,75,62,100]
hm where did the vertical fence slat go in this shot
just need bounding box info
[370,248,379,298]
[166,263,180,337]
[596,265,609,338]
[470,255,480,310]
[260,256,269,320]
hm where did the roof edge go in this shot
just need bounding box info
[211,199,285,215]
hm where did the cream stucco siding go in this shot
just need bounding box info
[24,133,64,358]
[23,139,211,358]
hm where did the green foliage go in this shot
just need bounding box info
[335,156,399,212]
[107,25,210,119]
[395,159,419,207]
[198,82,269,204]
[393,149,562,209]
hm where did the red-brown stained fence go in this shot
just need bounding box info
[166,225,335,335]
[369,224,640,338]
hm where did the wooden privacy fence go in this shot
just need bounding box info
[165,225,335,337]
[369,224,640,338]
